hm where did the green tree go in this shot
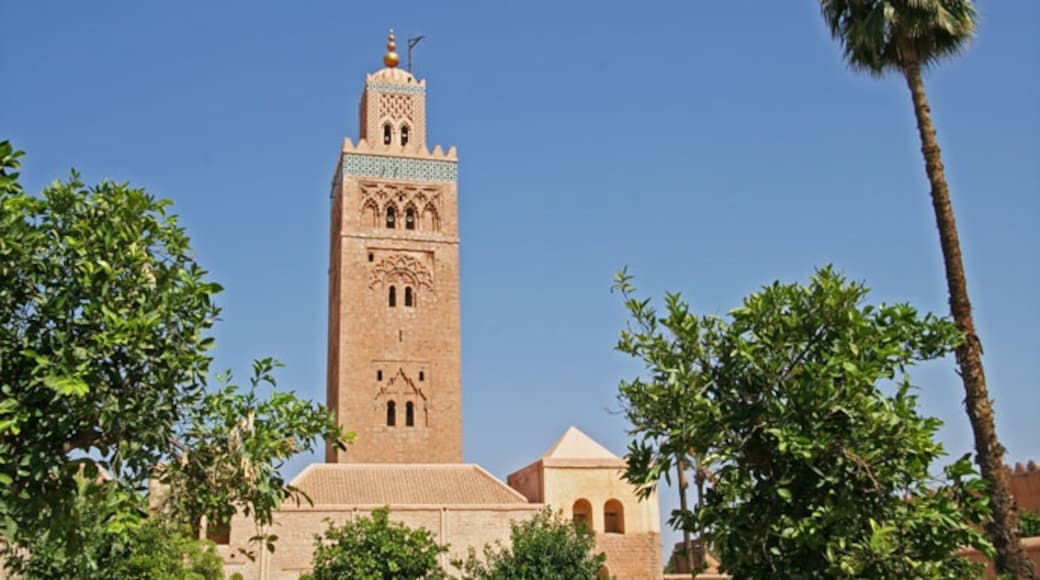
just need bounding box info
[814,3,1030,575]
[0,141,220,565]
[159,357,351,556]
[616,267,992,578]
[455,508,605,580]
[19,473,222,579]
[309,507,448,580]
[0,142,350,571]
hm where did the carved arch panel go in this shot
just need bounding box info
[369,254,434,293]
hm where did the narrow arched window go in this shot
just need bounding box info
[573,499,593,529]
[376,369,383,381]
[383,123,392,145]
[405,402,415,427]
[404,287,414,307]
[604,499,625,534]
[388,285,397,307]
[386,401,396,426]
[405,208,415,230]
[400,124,410,146]
[385,206,396,228]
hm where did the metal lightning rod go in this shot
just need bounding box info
[407,35,425,74]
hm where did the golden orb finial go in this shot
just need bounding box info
[383,29,400,68]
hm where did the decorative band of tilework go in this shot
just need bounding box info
[343,154,457,183]
[365,82,425,95]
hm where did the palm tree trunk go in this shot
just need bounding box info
[903,63,1034,579]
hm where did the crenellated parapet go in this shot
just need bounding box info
[1007,461,1040,512]
[340,137,457,160]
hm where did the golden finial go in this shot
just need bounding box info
[383,29,400,68]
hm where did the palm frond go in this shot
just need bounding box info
[819,0,976,75]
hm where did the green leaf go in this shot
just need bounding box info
[42,375,89,397]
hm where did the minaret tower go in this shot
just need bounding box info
[326,31,461,463]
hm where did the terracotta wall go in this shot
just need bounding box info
[222,503,540,579]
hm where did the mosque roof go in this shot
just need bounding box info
[541,426,621,460]
[516,426,628,470]
[289,463,531,506]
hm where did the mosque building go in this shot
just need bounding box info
[218,31,663,579]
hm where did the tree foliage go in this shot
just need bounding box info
[0,140,219,561]
[455,508,605,580]
[159,357,350,555]
[308,507,448,580]
[615,267,992,578]
[18,472,222,579]
[0,141,350,572]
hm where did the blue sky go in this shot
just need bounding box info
[3,0,1037,553]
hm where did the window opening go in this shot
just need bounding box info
[604,500,625,534]
[405,402,415,426]
[368,252,374,262]
[385,206,396,228]
[386,401,396,426]
[405,208,415,230]
[388,286,396,307]
[404,287,414,307]
[573,499,593,529]
[383,124,392,145]
[419,371,424,382]
[400,124,410,146]
[377,370,383,381]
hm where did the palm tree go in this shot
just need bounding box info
[817,1,1033,577]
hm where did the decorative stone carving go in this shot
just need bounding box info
[379,93,414,122]
[369,254,434,292]
[343,153,456,183]
[357,183,442,232]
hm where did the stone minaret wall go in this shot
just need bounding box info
[326,53,461,464]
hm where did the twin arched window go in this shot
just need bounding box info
[387,206,416,230]
[381,123,410,146]
[386,400,416,427]
[573,498,624,533]
[389,285,415,308]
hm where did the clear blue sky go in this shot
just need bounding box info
[3,0,1038,553]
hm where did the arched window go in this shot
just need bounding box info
[386,401,396,426]
[400,124,410,146]
[419,371,425,382]
[383,123,392,145]
[572,499,593,529]
[404,287,414,307]
[422,204,439,232]
[604,499,625,534]
[376,369,383,381]
[388,285,397,307]
[385,205,396,228]
[405,207,415,230]
[361,201,378,227]
[405,401,415,426]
